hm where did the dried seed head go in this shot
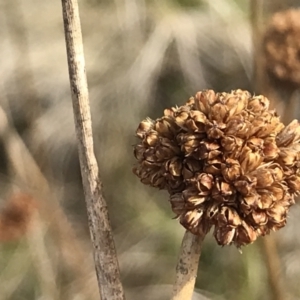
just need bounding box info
[0,193,37,242]
[263,9,300,88]
[133,89,300,247]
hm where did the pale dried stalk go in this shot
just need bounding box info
[61,0,125,299]
[171,231,204,300]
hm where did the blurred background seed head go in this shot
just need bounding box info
[1,0,300,299]
[263,8,300,89]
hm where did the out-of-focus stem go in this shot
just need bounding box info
[250,0,263,93]
[250,2,287,299]
[3,0,39,125]
[261,236,285,300]
[171,231,204,300]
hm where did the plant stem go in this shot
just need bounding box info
[171,231,204,300]
[261,236,285,300]
[250,0,262,93]
[250,2,287,299]
[61,1,125,299]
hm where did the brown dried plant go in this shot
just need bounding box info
[264,8,300,88]
[0,193,37,242]
[133,89,300,248]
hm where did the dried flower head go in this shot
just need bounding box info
[263,9,300,88]
[0,193,37,242]
[133,89,300,247]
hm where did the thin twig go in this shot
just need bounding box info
[171,231,204,300]
[61,1,125,299]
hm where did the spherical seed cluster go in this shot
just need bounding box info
[133,90,300,247]
[264,9,300,88]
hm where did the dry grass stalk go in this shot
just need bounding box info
[171,231,204,300]
[61,0,125,299]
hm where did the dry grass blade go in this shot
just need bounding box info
[61,0,125,299]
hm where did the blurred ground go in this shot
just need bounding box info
[0,0,300,299]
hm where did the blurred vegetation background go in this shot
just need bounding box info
[0,0,300,299]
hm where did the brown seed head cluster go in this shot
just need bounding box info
[133,90,300,247]
[264,9,300,88]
